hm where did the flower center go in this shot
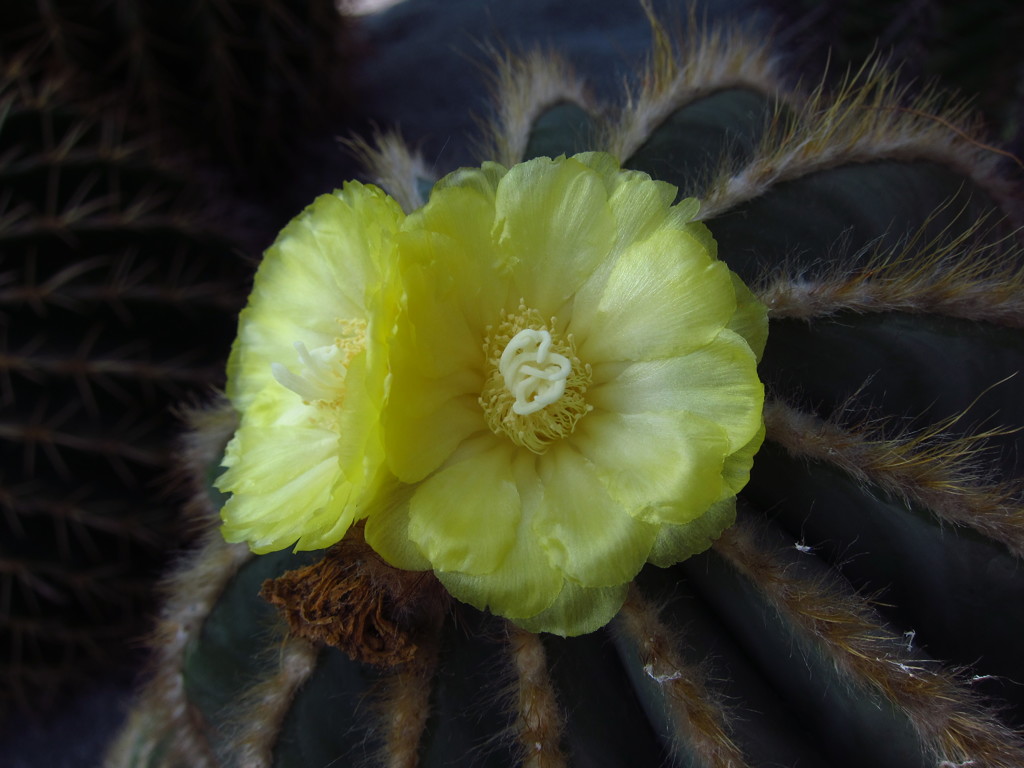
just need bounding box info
[480,304,591,453]
[271,318,367,406]
[499,329,571,415]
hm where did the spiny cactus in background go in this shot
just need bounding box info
[0,0,351,186]
[109,11,1024,768]
[771,0,1024,153]
[0,54,255,716]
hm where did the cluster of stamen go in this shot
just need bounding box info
[271,318,368,408]
[480,303,591,453]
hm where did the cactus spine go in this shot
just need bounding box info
[0,52,253,714]
[109,9,1024,768]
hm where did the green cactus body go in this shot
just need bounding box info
[109,15,1024,768]
[0,56,253,713]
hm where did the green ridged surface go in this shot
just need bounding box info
[183,550,322,737]
[746,446,1024,710]
[709,161,994,282]
[761,314,1024,470]
[272,645,377,767]
[679,529,927,768]
[624,88,773,198]
[773,0,1024,148]
[119,51,1024,768]
[523,102,598,161]
[628,565,831,767]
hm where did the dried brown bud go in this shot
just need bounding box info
[260,525,446,668]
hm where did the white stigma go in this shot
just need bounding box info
[272,341,348,403]
[498,329,571,415]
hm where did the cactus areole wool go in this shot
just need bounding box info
[216,153,767,636]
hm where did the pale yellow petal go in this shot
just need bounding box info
[605,175,679,253]
[573,152,679,255]
[219,444,347,554]
[576,228,736,362]
[436,530,563,621]
[669,202,713,247]
[514,581,628,637]
[494,156,615,316]
[647,498,737,567]
[567,178,698,343]
[400,185,509,335]
[227,182,403,410]
[726,271,769,361]
[219,349,389,553]
[392,245,496,379]
[329,350,383,486]
[567,151,623,182]
[571,410,728,525]
[720,421,765,498]
[386,230,505,482]
[217,424,336,495]
[589,329,763,452]
[431,449,562,619]
[407,441,520,575]
[384,380,484,484]
[363,486,432,571]
[431,161,507,198]
[534,445,658,587]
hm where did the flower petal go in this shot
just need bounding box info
[600,162,680,254]
[727,271,769,361]
[562,166,683,324]
[436,451,563,618]
[514,581,628,637]
[534,445,658,587]
[218,426,348,553]
[218,422,335,494]
[384,369,484,484]
[363,486,432,571]
[227,182,403,410]
[720,421,766,498]
[431,161,507,199]
[576,227,736,362]
[647,498,737,567]
[571,410,729,525]
[589,329,763,452]
[401,179,510,337]
[494,156,616,316]
[407,441,520,575]
[216,377,359,553]
[386,217,508,482]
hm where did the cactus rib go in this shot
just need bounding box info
[763,398,1024,558]
[507,626,568,768]
[615,586,749,768]
[715,518,1024,767]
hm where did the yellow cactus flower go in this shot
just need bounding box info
[216,181,405,552]
[365,153,766,635]
[217,153,766,636]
